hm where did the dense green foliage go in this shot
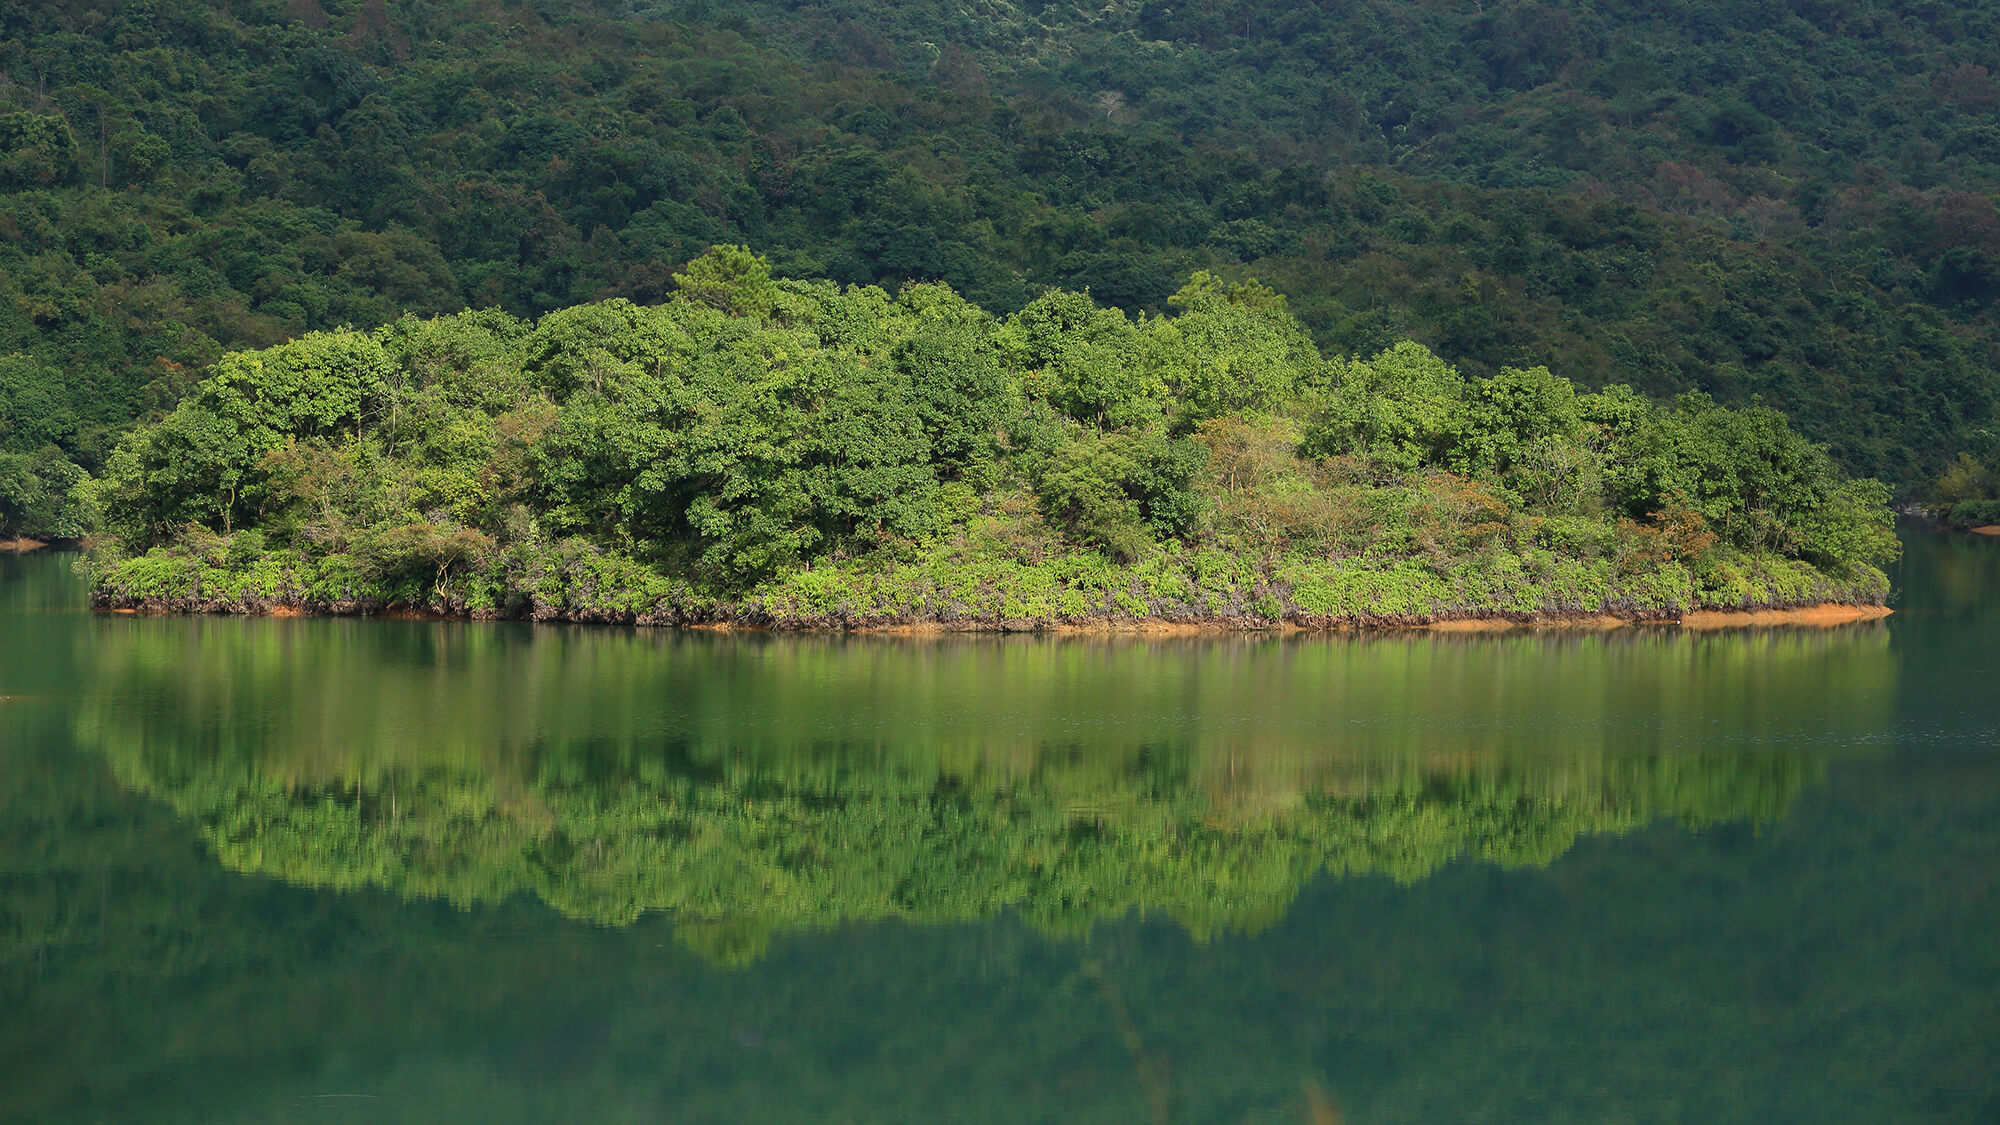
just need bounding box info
[86,251,1895,620]
[1,0,1996,537]
[1933,444,2000,526]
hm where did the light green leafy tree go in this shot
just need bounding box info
[1307,341,1472,469]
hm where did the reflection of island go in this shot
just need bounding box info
[74,616,1895,960]
[118,747,1827,964]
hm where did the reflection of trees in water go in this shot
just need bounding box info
[10,735,1992,1125]
[73,617,1891,961]
[98,735,1825,964]
[1898,525,2000,619]
[9,541,1982,1125]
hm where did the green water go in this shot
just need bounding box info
[2,529,1996,1123]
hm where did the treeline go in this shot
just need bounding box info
[0,0,1996,528]
[86,251,1895,623]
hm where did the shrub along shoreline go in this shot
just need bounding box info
[81,249,1898,630]
[86,533,1889,632]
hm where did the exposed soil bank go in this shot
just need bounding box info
[1424,614,1633,633]
[0,537,46,552]
[87,594,1891,633]
[1680,604,1894,629]
[1972,525,2000,536]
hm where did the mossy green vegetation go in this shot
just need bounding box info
[85,249,1895,625]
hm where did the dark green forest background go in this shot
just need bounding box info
[4,0,2000,534]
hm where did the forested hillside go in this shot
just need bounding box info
[2,0,1998,541]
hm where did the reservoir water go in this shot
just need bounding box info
[2,528,1995,1123]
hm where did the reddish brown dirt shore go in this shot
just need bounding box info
[1972,524,2000,536]
[1680,604,1894,629]
[87,593,1891,633]
[0,537,46,552]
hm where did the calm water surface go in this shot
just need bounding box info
[2,529,1996,1123]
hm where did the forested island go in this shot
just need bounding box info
[4,4,1997,1117]
[79,248,1897,628]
